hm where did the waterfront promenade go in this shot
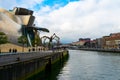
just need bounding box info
[79,48,120,53]
[0,50,68,80]
[0,50,63,66]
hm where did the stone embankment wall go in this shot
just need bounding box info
[0,50,69,80]
[79,48,120,53]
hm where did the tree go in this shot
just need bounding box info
[0,32,8,53]
[29,27,49,47]
[18,35,28,52]
[35,35,42,46]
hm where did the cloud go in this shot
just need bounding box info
[0,0,43,10]
[0,0,120,43]
[35,0,120,43]
[0,0,18,9]
[15,0,43,9]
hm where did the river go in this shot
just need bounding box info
[30,50,120,80]
[57,50,120,80]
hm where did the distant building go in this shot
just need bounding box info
[72,38,91,48]
[90,38,103,48]
[79,38,90,41]
[102,33,120,49]
[90,39,96,48]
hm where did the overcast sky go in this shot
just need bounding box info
[0,0,120,43]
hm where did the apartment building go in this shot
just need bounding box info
[102,33,120,49]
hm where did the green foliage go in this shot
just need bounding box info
[32,35,42,47]
[0,32,8,45]
[36,35,42,46]
[18,35,28,52]
[18,35,28,45]
[0,32,6,35]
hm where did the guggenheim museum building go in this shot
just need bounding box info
[0,7,49,46]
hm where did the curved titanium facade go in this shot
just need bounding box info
[0,7,35,46]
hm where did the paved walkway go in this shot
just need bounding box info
[0,51,58,66]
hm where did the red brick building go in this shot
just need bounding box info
[102,33,120,49]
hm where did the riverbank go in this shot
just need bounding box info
[27,50,69,80]
[79,48,120,53]
[0,50,69,80]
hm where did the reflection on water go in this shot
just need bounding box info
[28,53,69,80]
[29,50,120,80]
[57,50,120,80]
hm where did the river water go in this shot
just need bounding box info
[30,50,120,80]
[57,50,120,80]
